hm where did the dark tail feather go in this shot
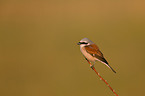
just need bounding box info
[95,56,116,73]
[100,62,117,73]
[107,64,116,73]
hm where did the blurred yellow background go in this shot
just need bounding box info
[0,0,145,96]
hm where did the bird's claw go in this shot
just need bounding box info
[90,64,95,69]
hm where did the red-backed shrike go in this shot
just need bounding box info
[77,38,116,73]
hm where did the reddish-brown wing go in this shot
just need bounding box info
[85,44,116,73]
[85,44,103,57]
[85,44,108,64]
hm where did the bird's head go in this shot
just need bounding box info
[77,38,93,46]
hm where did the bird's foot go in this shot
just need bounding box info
[90,64,95,69]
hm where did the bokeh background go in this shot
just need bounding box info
[0,0,145,96]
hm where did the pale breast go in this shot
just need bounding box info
[80,46,96,62]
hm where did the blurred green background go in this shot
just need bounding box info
[0,0,145,96]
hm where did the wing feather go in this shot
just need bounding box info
[85,44,104,58]
[85,44,108,64]
[85,44,116,73]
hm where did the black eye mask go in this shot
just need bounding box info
[77,42,88,45]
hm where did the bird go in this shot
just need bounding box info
[77,38,116,73]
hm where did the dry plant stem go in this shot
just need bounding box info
[85,58,118,96]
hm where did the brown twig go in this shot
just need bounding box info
[85,58,118,96]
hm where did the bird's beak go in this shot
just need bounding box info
[77,42,81,45]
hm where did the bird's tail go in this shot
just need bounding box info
[105,64,116,73]
[95,57,116,73]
